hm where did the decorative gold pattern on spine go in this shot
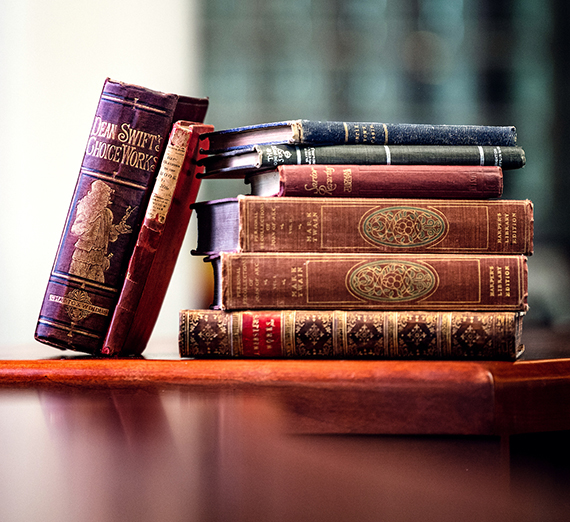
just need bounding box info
[178,310,524,360]
[336,311,347,357]
[441,312,451,357]
[231,312,242,357]
[284,310,295,357]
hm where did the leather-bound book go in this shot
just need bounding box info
[179,309,525,361]
[199,143,526,178]
[201,120,518,154]
[102,121,214,357]
[191,196,534,256]
[246,164,504,199]
[206,252,528,312]
[35,78,208,355]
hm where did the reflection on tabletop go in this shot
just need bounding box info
[0,387,568,522]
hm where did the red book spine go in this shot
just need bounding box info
[179,309,525,361]
[217,253,528,312]
[275,164,504,199]
[235,197,533,255]
[102,122,214,356]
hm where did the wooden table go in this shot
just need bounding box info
[0,325,569,521]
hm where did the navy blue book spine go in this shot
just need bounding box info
[298,121,517,146]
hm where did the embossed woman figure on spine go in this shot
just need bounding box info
[69,180,134,283]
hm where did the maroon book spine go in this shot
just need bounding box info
[216,252,528,312]
[179,309,525,361]
[232,197,533,255]
[273,164,504,198]
[102,122,214,357]
[35,78,208,355]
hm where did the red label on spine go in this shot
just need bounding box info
[241,312,283,356]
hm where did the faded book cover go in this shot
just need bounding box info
[102,122,214,357]
[201,120,517,153]
[214,252,528,312]
[191,196,533,256]
[247,164,504,199]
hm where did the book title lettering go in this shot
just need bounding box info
[352,123,379,144]
[497,212,518,245]
[250,315,277,354]
[304,166,338,195]
[86,116,164,172]
[252,204,279,248]
[489,265,512,298]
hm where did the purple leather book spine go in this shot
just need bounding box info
[34,78,205,354]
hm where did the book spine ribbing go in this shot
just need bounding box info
[217,253,528,312]
[179,309,524,361]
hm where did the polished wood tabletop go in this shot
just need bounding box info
[0,325,569,521]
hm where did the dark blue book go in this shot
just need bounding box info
[201,120,517,153]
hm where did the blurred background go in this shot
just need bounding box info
[1,0,569,356]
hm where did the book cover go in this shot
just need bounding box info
[191,197,533,256]
[179,309,525,361]
[199,144,526,178]
[101,121,214,357]
[211,252,528,312]
[246,164,504,199]
[34,78,208,355]
[201,120,517,153]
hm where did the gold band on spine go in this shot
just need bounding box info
[231,312,243,357]
[440,312,448,357]
[493,312,500,352]
[383,123,388,145]
[436,312,443,357]
[283,311,295,357]
[335,311,347,357]
[383,312,390,356]
[343,122,349,143]
[392,312,400,357]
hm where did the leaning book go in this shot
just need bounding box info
[101,121,214,357]
[179,309,525,361]
[35,78,208,355]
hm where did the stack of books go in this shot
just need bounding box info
[179,119,533,361]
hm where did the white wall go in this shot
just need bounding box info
[0,0,210,354]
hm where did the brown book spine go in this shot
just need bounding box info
[234,197,533,255]
[34,79,208,355]
[179,309,525,360]
[101,122,214,357]
[275,164,504,198]
[217,253,528,311]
